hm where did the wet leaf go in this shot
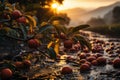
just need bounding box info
[72,34,91,50]
[67,24,90,36]
[39,24,53,33]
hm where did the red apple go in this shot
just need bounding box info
[60,32,66,39]
[61,66,73,74]
[79,53,86,59]
[14,61,24,69]
[86,56,96,62]
[91,60,98,66]
[96,57,106,65]
[84,61,91,67]
[28,39,40,48]
[0,68,12,79]
[86,53,91,57]
[16,16,27,24]
[23,60,31,68]
[80,59,86,64]
[80,63,90,72]
[96,53,103,58]
[63,39,73,49]
[12,10,22,19]
[113,58,120,68]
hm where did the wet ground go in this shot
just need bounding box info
[26,31,120,80]
[1,31,120,80]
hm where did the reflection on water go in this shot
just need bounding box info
[57,55,67,66]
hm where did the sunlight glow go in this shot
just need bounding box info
[57,0,120,11]
[51,2,63,13]
[52,3,59,9]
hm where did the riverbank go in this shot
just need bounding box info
[85,24,120,38]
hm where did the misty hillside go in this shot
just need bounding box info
[60,8,87,27]
[62,1,120,26]
[61,7,86,15]
[79,1,120,22]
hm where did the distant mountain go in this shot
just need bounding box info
[79,1,120,22]
[61,7,86,15]
[60,8,87,27]
[103,11,113,25]
[61,1,120,26]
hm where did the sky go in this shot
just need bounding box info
[58,0,120,11]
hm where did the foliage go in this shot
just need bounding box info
[112,6,120,24]
[85,24,120,37]
[4,0,64,24]
[47,19,91,50]
[0,0,91,60]
[49,13,70,25]
[86,17,106,27]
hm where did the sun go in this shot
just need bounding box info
[51,3,59,9]
[51,2,63,13]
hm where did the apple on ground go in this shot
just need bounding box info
[80,63,90,72]
[61,66,73,74]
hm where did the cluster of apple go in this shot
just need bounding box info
[14,59,31,69]
[91,39,104,53]
[78,52,106,72]
[105,42,120,56]
[81,38,120,72]
[60,31,120,76]
[53,32,81,53]
[0,59,31,80]
[63,39,81,53]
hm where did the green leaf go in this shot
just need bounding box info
[47,47,57,60]
[7,28,19,38]
[39,24,53,33]
[67,24,90,36]
[53,25,67,35]
[49,16,66,23]
[2,61,16,71]
[19,23,28,39]
[72,34,91,50]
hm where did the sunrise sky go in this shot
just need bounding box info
[58,0,120,11]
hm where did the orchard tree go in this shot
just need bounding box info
[0,0,64,23]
